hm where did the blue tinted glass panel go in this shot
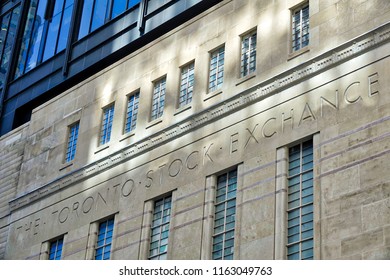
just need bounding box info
[57,0,74,51]
[78,0,94,39]
[95,218,114,260]
[111,0,127,18]
[91,0,109,32]
[128,0,141,9]
[49,237,64,260]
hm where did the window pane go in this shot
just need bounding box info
[287,139,314,260]
[91,0,109,32]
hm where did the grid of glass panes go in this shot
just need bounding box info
[212,169,237,260]
[292,4,309,52]
[179,62,195,107]
[15,0,74,78]
[241,31,257,77]
[208,46,225,92]
[0,5,20,89]
[287,139,314,260]
[65,122,79,162]
[100,104,115,145]
[78,0,141,39]
[125,92,139,133]
[95,218,114,260]
[49,237,64,260]
[151,77,166,121]
[149,196,172,260]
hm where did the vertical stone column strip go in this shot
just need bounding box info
[85,222,98,260]
[39,241,50,260]
[138,200,153,260]
[313,133,321,259]
[200,175,217,259]
[235,163,244,259]
[275,146,288,259]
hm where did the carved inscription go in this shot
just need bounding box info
[12,72,380,243]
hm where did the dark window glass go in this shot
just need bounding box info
[49,237,64,260]
[0,5,21,89]
[14,0,74,78]
[91,0,109,32]
[78,0,141,39]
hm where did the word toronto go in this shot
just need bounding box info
[12,71,380,243]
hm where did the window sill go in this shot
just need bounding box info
[204,89,222,102]
[146,118,163,130]
[174,104,192,116]
[94,144,110,154]
[59,162,73,172]
[288,46,310,60]
[120,131,135,142]
[236,72,256,86]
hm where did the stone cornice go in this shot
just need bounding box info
[9,21,390,212]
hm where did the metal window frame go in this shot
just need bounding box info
[291,2,309,52]
[240,29,257,77]
[208,45,225,92]
[95,217,115,260]
[124,91,140,134]
[149,195,172,260]
[48,237,64,260]
[212,168,237,260]
[286,139,314,260]
[65,121,79,162]
[178,61,195,108]
[150,76,166,121]
[100,103,115,145]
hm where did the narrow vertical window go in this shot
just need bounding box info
[287,139,314,260]
[151,77,166,121]
[49,237,64,260]
[125,92,140,134]
[0,5,21,89]
[208,46,225,92]
[241,30,257,77]
[212,169,237,260]
[65,122,79,162]
[292,3,309,52]
[149,196,172,260]
[100,104,115,145]
[95,218,114,260]
[179,62,195,107]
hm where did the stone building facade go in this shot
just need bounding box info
[0,0,390,260]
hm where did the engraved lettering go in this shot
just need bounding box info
[59,207,70,223]
[72,202,80,218]
[168,159,183,177]
[320,90,339,117]
[121,179,134,197]
[344,82,361,104]
[97,189,108,206]
[282,109,294,133]
[368,73,379,97]
[203,144,214,164]
[158,164,166,185]
[145,170,153,188]
[262,118,277,138]
[299,103,316,126]
[186,151,199,170]
[33,218,40,235]
[244,124,259,149]
[82,197,94,214]
[230,133,239,154]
